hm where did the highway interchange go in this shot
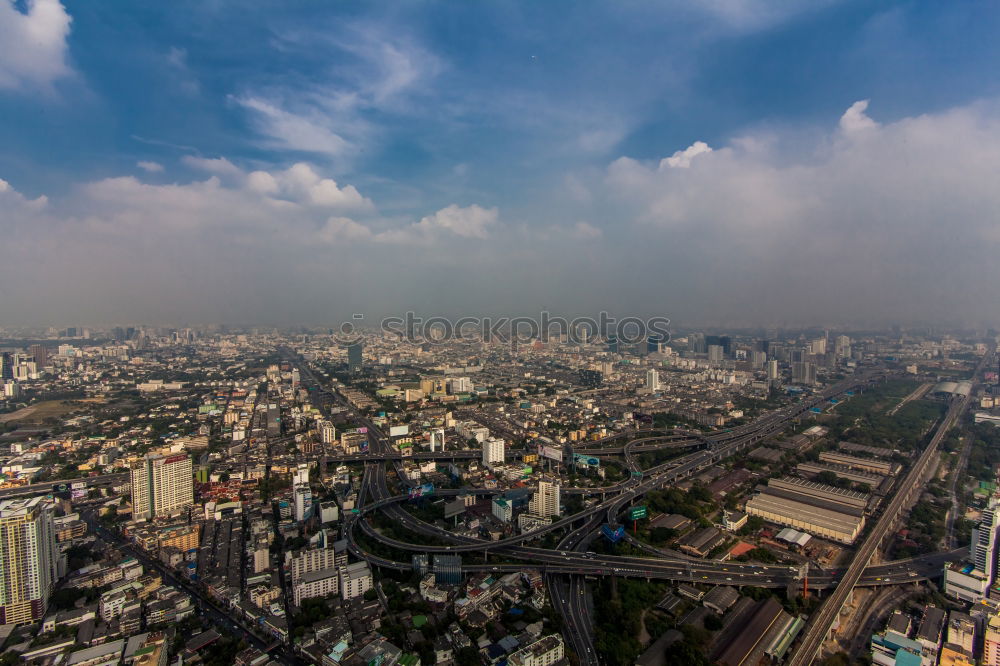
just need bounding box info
[5,351,974,665]
[284,352,971,666]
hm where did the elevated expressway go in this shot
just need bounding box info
[290,354,960,665]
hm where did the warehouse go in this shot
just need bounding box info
[677,527,727,558]
[748,447,783,464]
[818,451,899,476]
[713,598,793,666]
[796,461,884,487]
[744,477,868,544]
[838,441,894,458]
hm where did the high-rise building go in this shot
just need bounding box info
[946,498,1000,602]
[319,421,337,444]
[985,610,1000,666]
[767,360,779,381]
[482,438,505,466]
[294,486,313,522]
[28,345,49,368]
[347,342,363,373]
[646,369,660,392]
[0,497,59,625]
[707,345,724,363]
[792,361,816,385]
[131,454,194,521]
[835,335,852,358]
[973,502,1000,577]
[429,428,446,452]
[578,369,602,388]
[529,479,561,517]
[0,353,12,380]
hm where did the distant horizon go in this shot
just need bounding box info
[3,2,1000,325]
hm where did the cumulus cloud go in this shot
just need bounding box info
[839,99,878,134]
[7,100,1000,326]
[0,0,73,91]
[660,141,713,169]
[0,178,47,210]
[375,204,498,243]
[136,161,164,173]
[182,155,242,178]
[601,99,1000,323]
[320,216,374,242]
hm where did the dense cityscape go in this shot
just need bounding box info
[1,325,1000,666]
[4,1,1000,665]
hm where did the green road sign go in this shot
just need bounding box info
[629,505,647,520]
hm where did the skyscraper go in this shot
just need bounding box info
[131,454,194,520]
[28,345,49,369]
[792,361,816,385]
[0,497,59,625]
[707,345,724,363]
[767,360,779,381]
[971,501,999,582]
[529,479,561,517]
[347,342,363,373]
[646,369,660,392]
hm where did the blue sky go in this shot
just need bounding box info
[3,1,1000,326]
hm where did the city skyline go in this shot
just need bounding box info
[2,2,1000,325]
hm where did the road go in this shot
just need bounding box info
[285,350,967,666]
[786,352,987,666]
[945,433,973,548]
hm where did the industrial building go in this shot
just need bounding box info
[744,477,868,544]
[713,597,801,666]
[818,451,900,476]
[838,441,894,458]
[678,527,727,558]
[796,461,885,487]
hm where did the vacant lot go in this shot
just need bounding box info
[0,399,104,424]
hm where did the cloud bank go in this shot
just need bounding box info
[3,100,1000,326]
[0,0,72,91]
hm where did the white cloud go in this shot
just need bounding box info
[320,216,373,242]
[136,161,164,173]
[234,95,354,157]
[375,204,498,244]
[237,25,440,159]
[182,155,242,178]
[0,178,47,210]
[272,163,373,210]
[600,99,1000,322]
[839,99,878,134]
[0,0,73,91]
[660,141,713,169]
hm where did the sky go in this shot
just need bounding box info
[2,0,1000,329]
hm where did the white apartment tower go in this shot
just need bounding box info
[430,428,446,452]
[529,479,561,518]
[482,438,505,466]
[646,369,660,392]
[131,453,194,520]
[0,498,59,625]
